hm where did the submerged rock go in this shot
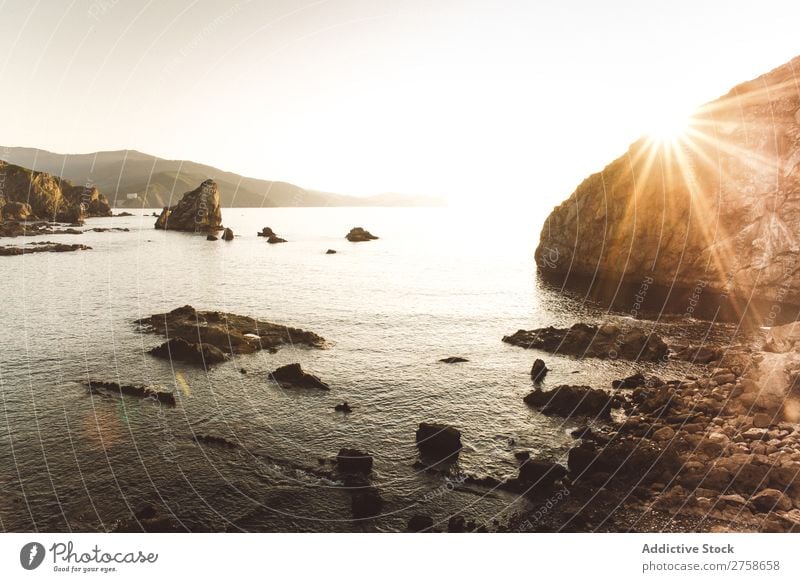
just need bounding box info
[503,323,669,362]
[135,305,326,356]
[334,402,353,413]
[269,363,330,390]
[0,242,91,256]
[346,227,378,242]
[439,356,468,363]
[523,385,618,418]
[416,422,462,458]
[87,379,176,406]
[154,179,222,232]
[149,337,227,367]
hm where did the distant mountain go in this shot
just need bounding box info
[0,147,444,208]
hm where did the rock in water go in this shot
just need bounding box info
[530,358,548,382]
[87,379,176,406]
[222,227,234,241]
[523,385,618,418]
[439,356,468,363]
[257,227,276,237]
[0,160,111,221]
[206,234,218,241]
[415,422,462,458]
[534,55,800,306]
[269,363,330,390]
[336,448,373,474]
[326,249,337,254]
[334,402,353,413]
[346,227,378,242]
[503,323,669,361]
[154,179,222,232]
[149,337,227,367]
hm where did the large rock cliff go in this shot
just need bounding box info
[0,160,111,222]
[536,55,800,309]
[154,179,223,232]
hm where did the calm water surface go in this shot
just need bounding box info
[0,207,739,531]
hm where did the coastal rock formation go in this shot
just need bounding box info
[154,179,222,232]
[221,227,234,241]
[149,337,227,367]
[523,385,619,418]
[257,227,287,243]
[135,305,326,357]
[530,358,548,382]
[269,363,330,390]
[336,448,373,474]
[503,323,669,361]
[535,55,800,306]
[0,160,111,223]
[86,379,176,406]
[415,422,462,458]
[517,459,567,489]
[346,227,378,242]
[0,242,91,256]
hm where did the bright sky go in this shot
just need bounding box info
[1,0,799,206]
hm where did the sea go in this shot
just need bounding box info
[0,206,743,532]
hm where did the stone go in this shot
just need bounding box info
[86,379,176,406]
[221,227,234,241]
[148,337,227,367]
[206,234,218,241]
[447,515,466,533]
[336,448,373,474]
[523,385,617,418]
[154,179,222,232]
[439,357,468,363]
[530,358,548,382]
[652,426,676,441]
[751,489,792,512]
[415,423,462,458]
[407,515,433,532]
[326,249,337,254]
[270,363,330,390]
[334,402,353,413]
[346,227,378,242]
[517,459,567,488]
[753,413,773,429]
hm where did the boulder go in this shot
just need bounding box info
[530,358,548,382]
[350,486,383,519]
[407,515,434,532]
[523,385,617,418]
[267,235,286,244]
[326,249,337,254]
[206,234,218,241]
[346,227,378,242]
[154,179,222,232]
[257,227,276,237]
[415,423,462,458]
[751,488,792,513]
[221,227,234,241]
[270,363,330,390]
[502,323,669,361]
[447,515,466,533]
[337,448,373,474]
[135,305,326,355]
[334,402,353,413]
[517,459,567,488]
[149,337,227,367]
[612,373,647,389]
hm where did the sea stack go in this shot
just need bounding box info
[155,179,223,232]
[535,55,800,306]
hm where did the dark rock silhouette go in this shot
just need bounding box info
[334,402,353,413]
[407,515,433,532]
[149,337,227,367]
[346,227,378,242]
[416,422,462,458]
[154,179,222,232]
[206,234,218,241]
[439,356,468,363]
[221,227,234,241]
[0,242,91,256]
[269,363,330,390]
[257,227,276,237]
[530,358,548,382]
[135,305,326,356]
[517,459,567,488]
[523,385,619,418]
[326,249,337,254]
[503,323,669,361]
[86,379,176,406]
[336,448,373,474]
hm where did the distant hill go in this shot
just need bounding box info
[0,147,444,208]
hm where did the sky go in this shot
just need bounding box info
[1,0,800,207]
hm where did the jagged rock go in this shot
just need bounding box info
[0,242,91,256]
[86,379,176,406]
[336,448,373,474]
[149,337,227,367]
[154,179,222,232]
[531,358,548,382]
[415,423,462,458]
[257,227,276,237]
[534,55,800,306]
[523,385,617,418]
[0,160,111,222]
[346,227,378,242]
[221,227,234,241]
[135,305,326,355]
[270,363,330,390]
[439,357,468,363]
[502,323,668,361]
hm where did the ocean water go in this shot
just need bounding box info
[0,206,739,532]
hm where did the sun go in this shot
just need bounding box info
[646,109,692,143]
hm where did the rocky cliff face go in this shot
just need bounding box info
[154,179,222,232]
[536,55,800,308]
[0,160,111,222]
